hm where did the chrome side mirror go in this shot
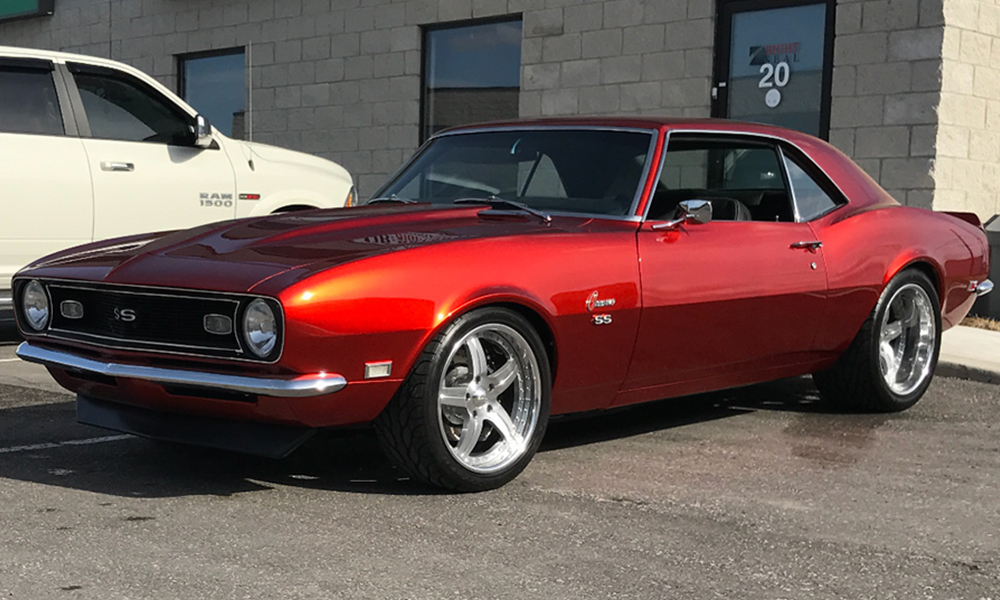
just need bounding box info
[651,199,713,230]
[193,114,213,148]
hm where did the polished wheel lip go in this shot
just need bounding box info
[436,323,541,475]
[15,342,346,398]
[878,283,936,396]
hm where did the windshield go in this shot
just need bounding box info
[372,129,654,217]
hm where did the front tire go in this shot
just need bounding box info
[813,269,940,412]
[375,307,551,492]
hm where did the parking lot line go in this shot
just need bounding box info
[0,358,21,362]
[0,434,132,454]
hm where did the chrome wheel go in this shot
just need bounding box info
[878,282,936,396]
[436,323,542,474]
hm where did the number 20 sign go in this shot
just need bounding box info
[758,61,790,108]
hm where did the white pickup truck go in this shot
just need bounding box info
[0,46,355,319]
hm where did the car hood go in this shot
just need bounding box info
[21,205,608,293]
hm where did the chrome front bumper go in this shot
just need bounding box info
[976,279,994,297]
[16,342,347,398]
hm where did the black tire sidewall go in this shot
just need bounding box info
[418,307,552,491]
[866,270,941,410]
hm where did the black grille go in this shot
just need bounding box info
[42,283,279,362]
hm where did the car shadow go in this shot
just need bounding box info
[0,376,843,498]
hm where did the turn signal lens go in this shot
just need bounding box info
[345,186,356,207]
[243,299,277,357]
[22,280,50,331]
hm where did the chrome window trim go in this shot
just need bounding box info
[644,128,851,223]
[16,278,285,364]
[372,125,659,223]
[16,342,345,398]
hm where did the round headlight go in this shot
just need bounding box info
[243,299,277,358]
[22,280,50,331]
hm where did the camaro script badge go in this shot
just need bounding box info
[585,290,616,312]
[113,307,137,322]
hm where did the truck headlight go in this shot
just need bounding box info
[243,299,277,357]
[22,280,50,331]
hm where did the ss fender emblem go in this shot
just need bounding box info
[592,314,612,325]
[114,307,137,322]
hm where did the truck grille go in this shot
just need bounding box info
[42,282,281,362]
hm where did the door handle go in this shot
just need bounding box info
[100,161,134,172]
[790,240,823,252]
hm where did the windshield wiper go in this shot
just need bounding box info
[454,196,551,223]
[366,194,417,205]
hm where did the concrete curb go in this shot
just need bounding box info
[936,362,1000,385]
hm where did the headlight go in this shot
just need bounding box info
[22,280,50,331]
[243,299,277,358]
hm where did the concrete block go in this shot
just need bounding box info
[405,0,437,26]
[198,7,223,29]
[302,0,331,16]
[857,62,912,95]
[564,3,603,33]
[662,77,709,108]
[888,28,942,62]
[345,55,374,80]
[316,58,345,82]
[301,83,331,107]
[359,126,389,150]
[330,33,360,57]
[619,81,663,111]
[974,66,1000,100]
[582,28,623,58]
[523,63,560,90]
[663,19,712,51]
[344,102,374,128]
[223,4,248,27]
[360,78,389,103]
[986,100,1000,131]
[831,65,856,96]
[830,95,885,128]
[941,61,974,93]
[287,61,316,85]
[909,124,937,156]
[881,157,934,189]
[373,52,405,78]
[601,55,642,84]
[275,40,302,63]
[525,8,563,37]
[854,125,911,158]
[905,189,933,209]
[372,148,405,173]
[275,0,302,19]
[827,128,855,155]
[579,85,620,113]
[853,158,881,181]
[315,11,345,36]
[837,2,862,35]
[603,0,644,28]
[645,0,686,23]
[329,81,360,104]
[834,32,889,65]
[361,29,392,54]
[862,0,919,32]
[884,92,939,125]
[303,37,331,61]
[943,0,980,31]
[374,3,407,29]
[938,92,987,127]
[388,124,419,149]
[959,30,992,67]
[919,0,944,27]
[683,48,712,78]
[521,36,543,64]
[541,88,580,115]
[275,86,302,109]
[622,24,665,55]
[345,6,374,32]
[969,130,1000,163]
[519,90,543,117]
[910,59,941,91]
[248,2,273,22]
[543,34,582,62]
[438,0,473,22]
[641,50,685,82]
[561,58,601,87]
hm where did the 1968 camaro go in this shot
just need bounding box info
[13,118,993,491]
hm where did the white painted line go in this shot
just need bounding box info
[0,434,132,454]
[0,358,22,362]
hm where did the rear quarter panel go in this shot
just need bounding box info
[812,205,983,354]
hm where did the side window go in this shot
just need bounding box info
[0,65,64,136]
[70,66,191,145]
[651,136,794,222]
[782,151,842,221]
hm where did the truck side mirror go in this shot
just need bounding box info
[193,114,213,148]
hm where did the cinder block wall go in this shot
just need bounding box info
[827,0,945,210]
[932,0,1000,218]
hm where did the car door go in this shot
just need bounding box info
[0,58,92,299]
[65,62,237,241]
[619,134,830,401]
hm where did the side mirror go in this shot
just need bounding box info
[193,114,213,148]
[651,199,713,231]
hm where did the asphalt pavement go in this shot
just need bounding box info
[0,323,998,599]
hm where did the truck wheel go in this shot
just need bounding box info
[813,269,940,412]
[375,307,551,492]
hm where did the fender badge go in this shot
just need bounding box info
[585,291,616,312]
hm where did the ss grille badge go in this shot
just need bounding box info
[60,300,84,320]
[113,307,136,322]
[204,314,234,335]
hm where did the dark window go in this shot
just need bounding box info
[375,129,652,216]
[782,150,841,220]
[179,50,246,139]
[422,18,522,141]
[650,136,795,222]
[72,68,191,145]
[0,66,63,135]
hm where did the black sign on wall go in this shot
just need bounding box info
[0,0,55,24]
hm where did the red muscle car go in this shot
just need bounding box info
[13,118,993,491]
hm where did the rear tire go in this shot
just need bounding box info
[374,307,551,492]
[813,269,940,412]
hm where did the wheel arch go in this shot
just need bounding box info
[884,257,944,307]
